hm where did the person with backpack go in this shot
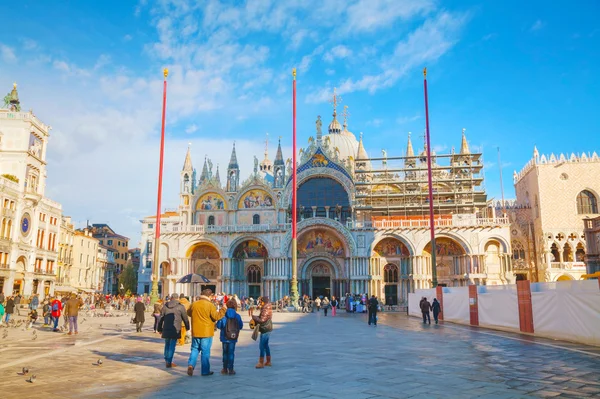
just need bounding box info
[252,296,273,369]
[50,296,63,331]
[216,299,243,375]
[158,293,190,368]
[186,289,226,377]
[42,300,51,326]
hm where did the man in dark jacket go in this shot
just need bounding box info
[432,298,441,324]
[367,295,378,326]
[4,296,15,323]
[158,293,190,368]
[421,297,432,324]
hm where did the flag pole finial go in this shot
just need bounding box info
[423,67,427,78]
[292,68,296,80]
[163,68,169,79]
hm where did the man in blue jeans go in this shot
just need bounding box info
[187,289,226,377]
[158,294,190,368]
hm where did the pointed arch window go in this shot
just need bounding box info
[208,215,215,226]
[576,190,598,214]
[253,214,260,225]
[247,265,261,283]
[383,264,399,283]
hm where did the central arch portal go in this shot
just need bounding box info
[308,261,333,299]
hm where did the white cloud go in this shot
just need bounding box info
[123,34,133,41]
[185,124,198,134]
[323,45,353,63]
[0,44,17,63]
[530,20,544,32]
[345,0,435,32]
[22,38,38,50]
[396,114,420,124]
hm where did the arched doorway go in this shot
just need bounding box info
[188,243,221,294]
[246,265,262,298]
[14,256,27,295]
[423,237,466,285]
[485,240,502,275]
[373,237,411,304]
[232,240,268,297]
[383,264,399,305]
[309,262,332,299]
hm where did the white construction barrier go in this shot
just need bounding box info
[478,285,520,331]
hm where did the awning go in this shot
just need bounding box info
[54,285,77,293]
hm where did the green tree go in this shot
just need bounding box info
[118,264,138,294]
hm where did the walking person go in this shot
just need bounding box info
[50,296,62,331]
[42,300,51,326]
[314,297,321,312]
[178,293,191,346]
[0,301,4,325]
[152,301,162,333]
[421,297,432,324]
[0,292,5,305]
[134,297,146,332]
[252,296,273,369]
[186,289,226,377]
[4,296,14,323]
[432,298,441,324]
[64,294,84,335]
[322,297,330,316]
[216,299,243,375]
[14,294,21,316]
[368,295,379,326]
[331,296,338,317]
[29,294,39,311]
[158,293,190,368]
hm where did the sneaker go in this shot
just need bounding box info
[201,371,214,376]
[187,366,194,376]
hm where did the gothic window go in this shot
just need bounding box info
[563,243,573,262]
[253,214,260,225]
[576,190,598,214]
[208,215,215,226]
[550,243,560,262]
[576,243,585,262]
[383,264,399,283]
[297,177,351,223]
[511,241,526,260]
[247,265,261,283]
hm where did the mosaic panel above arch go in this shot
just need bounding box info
[233,240,269,259]
[189,244,220,259]
[373,238,410,257]
[298,228,345,257]
[238,189,274,209]
[196,193,227,210]
[423,237,465,256]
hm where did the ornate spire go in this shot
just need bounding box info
[328,88,342,134]
[228,142,239,169]
[274,137,284,166]
[3,82,21,112]
[199,156,209,182]
[533,146,539,160]
[316,115,323,143]
[342,105,349,131]
[182,144,193,171]
[215,164,221,187]
[460,128,470,154]
[356,132,368,160]
[406,132,414,157]
[264,132,269,160]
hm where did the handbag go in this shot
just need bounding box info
[259,319,273,333]
[251,325,259,341]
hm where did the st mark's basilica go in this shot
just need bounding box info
[139,93,513,304]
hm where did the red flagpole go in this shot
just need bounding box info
[291,68,299,306]
[151,68,169,303]
[424,67,438,288]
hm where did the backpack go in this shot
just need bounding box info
[224,316,240,340]
[52,302,59,312]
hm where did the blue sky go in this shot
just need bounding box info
[1,0,599,243]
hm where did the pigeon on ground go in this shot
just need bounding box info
[2,330,8,339]
[97,359,103,366]
[32,335,37,341]
[27,374,36,383]
[81,318,87,325]
[22,367,29,375]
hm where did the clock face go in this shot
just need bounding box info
[21,213,31,236]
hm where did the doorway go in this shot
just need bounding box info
[384,285,398,305]
[248,285,261,299]
[312,276,330,299]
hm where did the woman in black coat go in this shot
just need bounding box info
[432,298,442,324]
[133,297,146,333]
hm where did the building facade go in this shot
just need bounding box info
[507,148,600,281]
[140,97,513,303]
[90,224,129,272]
[71,229,100,292]
[583,216,600,276]
[55,215,75,293]
[0,84,62,299]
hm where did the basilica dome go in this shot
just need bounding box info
[324,131,360,162]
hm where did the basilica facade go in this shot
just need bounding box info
[139,99,513,304]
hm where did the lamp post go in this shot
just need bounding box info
[150,68,169,305]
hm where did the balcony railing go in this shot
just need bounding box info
[0,263,9,269]
[167,223,291,234]
[549,262,586,270]
[349,216,510,230]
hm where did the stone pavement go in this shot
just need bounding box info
[0,309,599,398]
